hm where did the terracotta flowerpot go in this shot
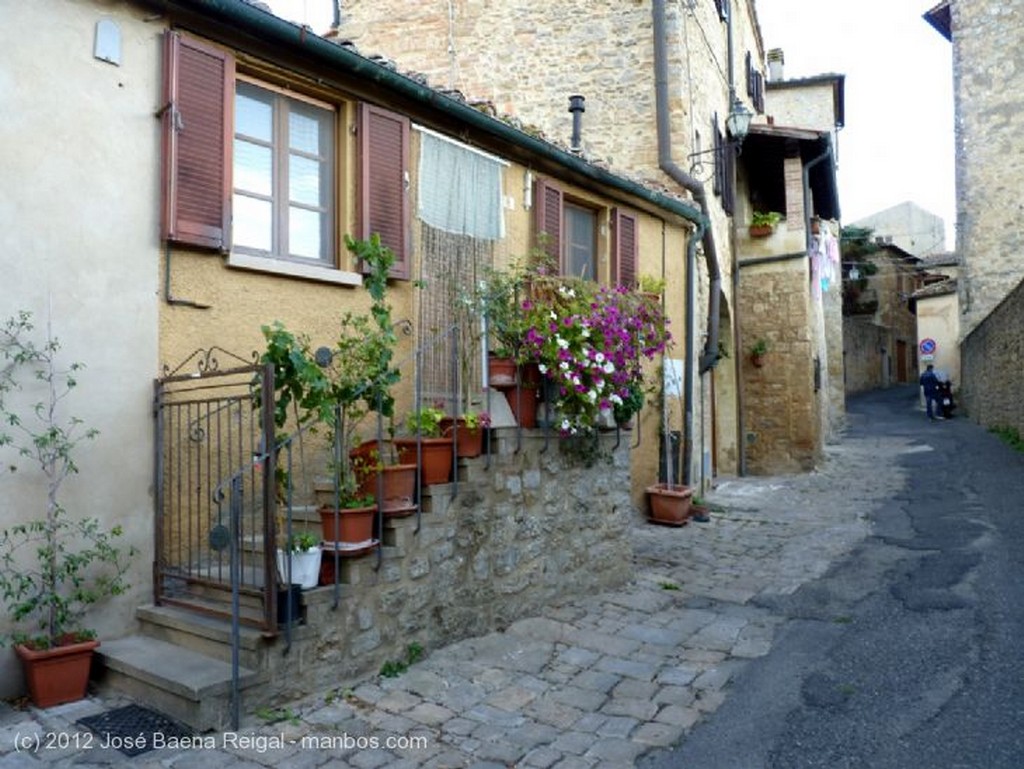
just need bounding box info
[318,504,376,544]
[488,355,517,387]
[393,437,454,485]
[646,483,693,526]
[16,638,100,708]
[441,417,484,458]
[502,384,538,428]
[357,462,418,512]
[749,224,774,238]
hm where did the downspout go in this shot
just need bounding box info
[652,0,719,485]
[803,139,833,251]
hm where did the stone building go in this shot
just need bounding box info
[843,245,921,394]
[925,2,1024,434]
[336,0,846,477]
[848,201,947,259]
[0,0,699,710]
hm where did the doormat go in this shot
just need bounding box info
[77,703,192,757]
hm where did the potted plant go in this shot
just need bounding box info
[441,409,491,458]
[0,311,134,707]
[349,439,417,516]
[479,263,526,385]
[647,349,693,525]
[749,211,783,237]
[260,233,402,547]
[394,404,454,485]
[275,530,322,590]
[750,338,770,367]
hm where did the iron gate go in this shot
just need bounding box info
[153,349,277,631]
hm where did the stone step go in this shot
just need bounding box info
[136,603,269,670]
[95,635,265,732]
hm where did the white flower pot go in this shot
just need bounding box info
[276,546,322,589]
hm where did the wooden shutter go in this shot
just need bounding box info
[612,208,638,288]
[533,178,563,266]
[161,31,233,250]
[358,104,410,279]
[712,115,723,198]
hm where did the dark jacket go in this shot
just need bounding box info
[919,369,939,396]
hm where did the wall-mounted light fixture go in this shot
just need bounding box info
[687,98,753,179]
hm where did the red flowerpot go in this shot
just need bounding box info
[487,355,517,387]
[393,437,455,485]
[501,384,538,428]
[16,638,100,708]
[357,463,418,512]
[318,504,376,544]
[646,483,693,526]
[441,417,484,458]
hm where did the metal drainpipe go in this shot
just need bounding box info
[803,140,833,251]
[652,0,720,485]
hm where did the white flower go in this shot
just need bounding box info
[561,418,571,431]
[557,337,569,349]
[572,375,581,386]
[538,363,548,374]
[610,393,623,405]
[603,361,616,374]
[550,311,557,321]
[587,390,597,402]
[560,361,570,371]
[594,352,605,364]
[581,328,590,338]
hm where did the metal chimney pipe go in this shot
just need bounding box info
[568,94,586,152]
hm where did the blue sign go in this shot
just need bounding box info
[920,338,937,355]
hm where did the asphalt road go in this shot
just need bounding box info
[640,385,1024,769]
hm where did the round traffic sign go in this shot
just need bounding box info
[919,338,937,355]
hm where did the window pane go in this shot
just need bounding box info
[289,108,322,155]
[289,154,321,206]
[233,194,272,252]
[235,84,272,141]
[289,207,322,260]
[565,205,596,280]
[234,139,272,196]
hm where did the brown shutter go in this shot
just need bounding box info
[612,208,638,288]
[533,178,563,266]
[358,103,410,279]
[161,31,233,250]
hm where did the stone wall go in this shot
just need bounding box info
[739,257,821,474]
[961,280,1024,435]
[263,429,635,700]
[950,1,1024,335]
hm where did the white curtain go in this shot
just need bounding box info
[417,130,504,241]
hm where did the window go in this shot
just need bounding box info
[161,31,410,279]
[233,80,335,264]
[533,178,637,285]
[564,202,597,280]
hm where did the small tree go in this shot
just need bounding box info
[0,312,133,648]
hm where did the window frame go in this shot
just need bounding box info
[161,31,410,286]
[232,75,338,267]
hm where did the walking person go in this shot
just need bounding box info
[919,364,942,420]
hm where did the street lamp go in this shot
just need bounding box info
[687,98,754,179]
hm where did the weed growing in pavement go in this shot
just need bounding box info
[379,642,425,678]
[990,425,1024,452]
[255,707,300,725]
[659,581,681,591]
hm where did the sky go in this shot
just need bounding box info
[755,0,956,251]
[263,0,957,251]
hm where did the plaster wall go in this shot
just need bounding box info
[0,0,160,696]
[765,81,837,133]
[916,292,961,387]
[848,202,947,258]
[949,1,1024,335]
